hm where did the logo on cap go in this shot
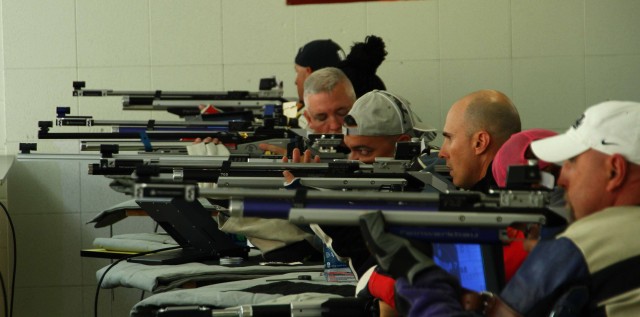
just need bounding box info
[378,91,409,124]
[572,113,585,129]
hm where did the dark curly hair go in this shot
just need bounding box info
[339,35,388,97]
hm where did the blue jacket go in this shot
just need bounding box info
[395,206,640,317]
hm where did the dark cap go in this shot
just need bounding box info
[295,39,345,71]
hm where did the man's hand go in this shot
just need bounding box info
[523,224,541,252]
[359,211,436,284]
[281,147,320,163]
[282,148,320,184]
[258,143,287,156]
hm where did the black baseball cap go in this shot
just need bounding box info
[295,39,345,71]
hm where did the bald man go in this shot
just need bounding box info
[439,90,521,191]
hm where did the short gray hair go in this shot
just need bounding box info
[303,67,356,103]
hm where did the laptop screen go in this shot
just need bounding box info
[432,243,504,293]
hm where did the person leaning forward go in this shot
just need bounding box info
[359,100,640,317]
[439,89,521,192]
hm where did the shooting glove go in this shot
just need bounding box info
[187,140,231,189]
[187,141,230,157]
[359,211,435,284]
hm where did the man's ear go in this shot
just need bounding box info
[397,134,412,142]
[473,130,491,155]
[303,110,311,122]
[606,154,628,192]
[303,66,313,76]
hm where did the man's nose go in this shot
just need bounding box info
[438,141,449,158]
[328,117,342,133]
[557,162,569,188]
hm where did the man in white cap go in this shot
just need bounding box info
[360,100,640,316]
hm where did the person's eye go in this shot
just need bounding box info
[357,149,372,156]
[314,115,327,122]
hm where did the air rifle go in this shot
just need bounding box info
[88,153,449,192]
[35,105,347,158]
[130,185,566,244]
[72,79,287,118]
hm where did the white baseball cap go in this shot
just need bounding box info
[531,100,640,164]
[343,90,435,137]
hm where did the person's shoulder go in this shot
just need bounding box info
[565,205,640,233]
[559,206,640,265]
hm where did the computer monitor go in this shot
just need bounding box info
[432,243,505,293]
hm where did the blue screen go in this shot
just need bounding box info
[432,243,488,292]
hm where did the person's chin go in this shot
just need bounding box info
[449,174,460,186]
[566,203,576,222]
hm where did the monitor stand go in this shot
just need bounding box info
[129,198,249,265]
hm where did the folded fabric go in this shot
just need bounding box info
[130,272,355,317]
[93,233,178,252]
[97,260,324,293]
[219,215,315,253]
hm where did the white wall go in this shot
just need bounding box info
[0,0,639,316]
